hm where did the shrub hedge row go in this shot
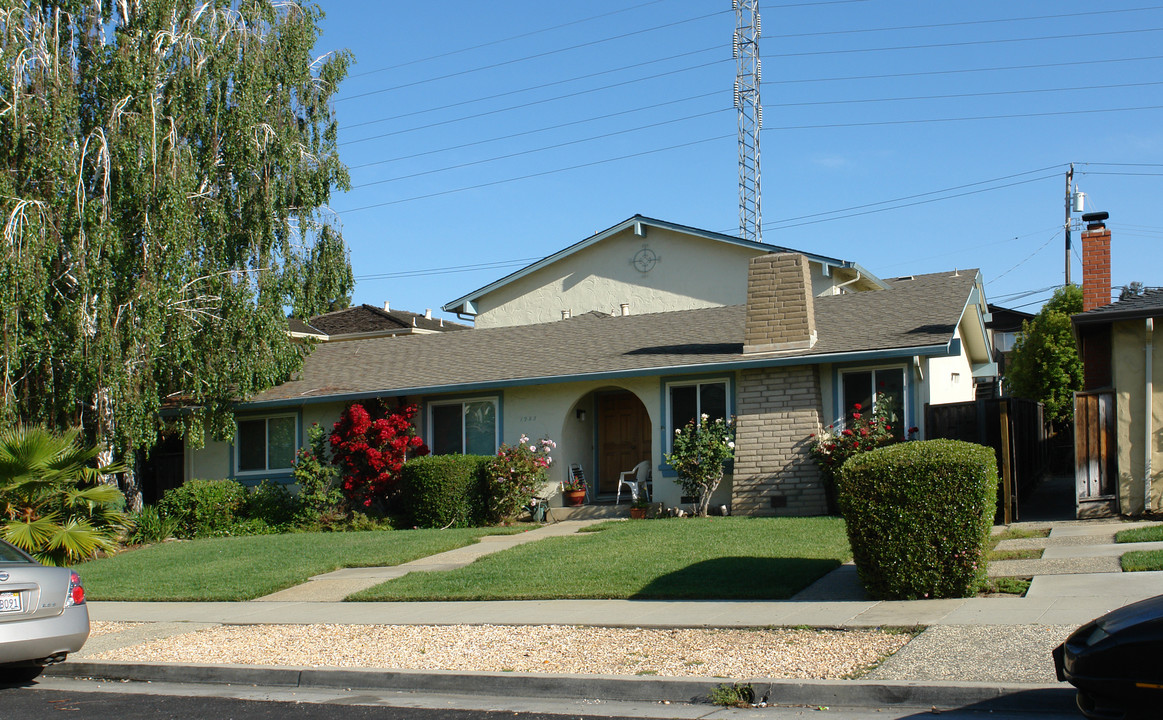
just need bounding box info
[397,455,491,528]
[837,439,997,600]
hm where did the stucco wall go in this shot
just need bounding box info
[472,226,838,328]
[928,327,976,406]
[1113,319,1163,515]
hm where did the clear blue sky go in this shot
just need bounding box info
[315,0,1163,321]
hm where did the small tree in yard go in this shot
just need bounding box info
[292,423,345,523]
[809,395,902,514]
[1005,285,1083,429]
[666,415,734,517]
[330,402,428,512]
[485,436,555,524]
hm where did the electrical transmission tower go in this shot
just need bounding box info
[734,0,762,243]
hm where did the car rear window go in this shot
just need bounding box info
[0,543,32,563]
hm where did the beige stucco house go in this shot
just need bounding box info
[182,216,995,516]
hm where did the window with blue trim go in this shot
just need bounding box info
[235,415,297,474]
[429,398,498,455]
[839,367,906,439]
[666,379,728,452]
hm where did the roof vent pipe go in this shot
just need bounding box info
[383,301,390,312]
[424,309,432,319]
[562,309,571,320]
[620,303,630,316]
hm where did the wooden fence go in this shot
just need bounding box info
[924,397,1051,523]
[1074,391,1117,516]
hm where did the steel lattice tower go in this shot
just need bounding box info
[734,0,762,243]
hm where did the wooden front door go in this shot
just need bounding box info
[597,392,651,493]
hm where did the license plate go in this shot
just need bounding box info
[0,591,21,612]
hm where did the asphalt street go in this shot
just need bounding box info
[2,678,1087,720]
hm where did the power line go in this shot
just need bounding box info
[337,135,734,214]
[783,6,1163,38]
[765,27,1163,60]
[347,0,678,79]
[768,80,1163,109]
[336,10,731,104]
[356,257,544,282]
[342,46,721,132]
[349,108,730,190]
[341,57,728,146]
[764,174,1061,232]
[763,54,1163,86]
[990,229,1061,283]
[764,104,1163,131]
[348,92,722,171]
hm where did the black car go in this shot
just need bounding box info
[1053,594,1163,720]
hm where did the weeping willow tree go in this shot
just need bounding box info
[0,0,353,506]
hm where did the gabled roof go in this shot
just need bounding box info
[247,269,977,410]
[1072,288,1163,325]
[290,304,467,340]
[442,214,888,316]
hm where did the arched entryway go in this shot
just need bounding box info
[594,390,652,496]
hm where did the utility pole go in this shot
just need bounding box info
[734,0,762,243]
[1065,163,1074,285]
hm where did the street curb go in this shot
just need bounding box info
[46,661,1078,713]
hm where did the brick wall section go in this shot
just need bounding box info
[744,253,816,353]
[1081,224,1112,312]
[731,364,827,516]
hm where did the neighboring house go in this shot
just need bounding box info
[986,304,1033,397]
[1071,214,1161,516]
[185,215,995,516]
[289,303,467,341]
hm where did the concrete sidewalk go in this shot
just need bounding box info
[51,518,1163,713]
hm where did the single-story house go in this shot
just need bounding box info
[183,215,996,516]
[1072,213,1161,516]
[289,303,467,341]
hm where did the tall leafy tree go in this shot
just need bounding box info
[1005,285,1084,429]
[0,1,353,505]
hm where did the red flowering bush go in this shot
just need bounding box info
[330,402,429,511]
[809,394,900,513]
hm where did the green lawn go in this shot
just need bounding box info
[349,516,851,602]
[78,527,524,601]
[1121,549,1163,572]
[1115,525,1163,543]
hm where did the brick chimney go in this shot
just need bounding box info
[1081,212,1111,312]
[744,253,817,354]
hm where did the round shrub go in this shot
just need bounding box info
[837,439,998,600]
[398,455,490,528]
[244,479,301,529]
[157,479,248,538]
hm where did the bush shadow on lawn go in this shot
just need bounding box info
[630,556,842,600]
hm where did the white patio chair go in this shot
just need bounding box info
[616,460,652,504]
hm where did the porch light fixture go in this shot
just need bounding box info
[576,409,586,421]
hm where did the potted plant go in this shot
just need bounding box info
[561,476,586,506]
[629,495,650,519]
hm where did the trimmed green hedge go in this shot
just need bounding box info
[837,439,997,600]
[157,478,248,538]
[398,455,490,528]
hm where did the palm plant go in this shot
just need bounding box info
[0,426,129,565]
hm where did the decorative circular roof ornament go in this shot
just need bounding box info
[633,247,659,273]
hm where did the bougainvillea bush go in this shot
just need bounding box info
[330,402,428,511]
[485,436,555,524]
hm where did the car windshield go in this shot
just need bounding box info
[0,542,32,563]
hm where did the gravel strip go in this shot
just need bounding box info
[988,556,1121,577]
[84,623,910,680]
[865,624,1073,683]
[997,535,1117,550]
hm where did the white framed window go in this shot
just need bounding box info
[235,414,298,475]
[665,378,729,452]
[838,366,907,439]
[428,397,499,455]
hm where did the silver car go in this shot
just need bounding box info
[0,540,90,683]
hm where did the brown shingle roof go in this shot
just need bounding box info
[1073,288,1163,325]
[292,304,468,337]
[248,270,977,406]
